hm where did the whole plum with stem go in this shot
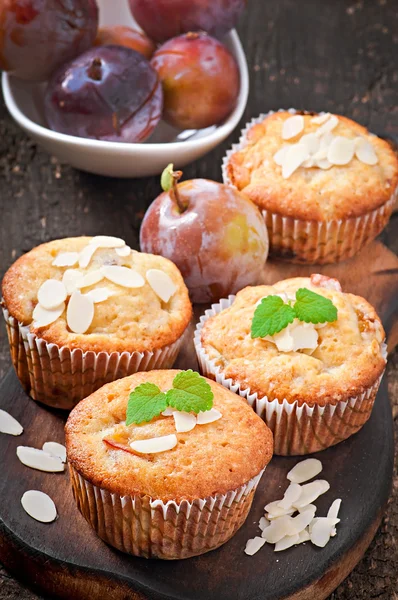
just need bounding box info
[151,32,240,130]
[140,165,269,304]
[0,0,98,81]
[44,45,163,142]
[94,26,156,60]
[128,0,246,44]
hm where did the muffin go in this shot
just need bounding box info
[223,110,398,263]
[65,369,273,559]
[2,236,192,409]
[195,275,386,455]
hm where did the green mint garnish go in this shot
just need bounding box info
[293,288,338,324]
[126,370,214,426]
[251,296,295,338]
[251,288,337,339]
[126,383,168,426]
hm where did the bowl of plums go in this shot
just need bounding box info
[1,0,249,177]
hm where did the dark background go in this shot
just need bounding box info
[0,0,397,598]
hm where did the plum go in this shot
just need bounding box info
[0,0,98,81]
[151,33,240,130]
[128,0,246,43]
[140,165,269,304]
[94,26,156,60]
[44,45,163,143]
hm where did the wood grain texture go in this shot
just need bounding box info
[0,0,397,597]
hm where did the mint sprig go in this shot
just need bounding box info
[126,370,214,426]
[251,288,337,339]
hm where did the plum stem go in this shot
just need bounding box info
[171,170,187,213]
[87,58,102,81]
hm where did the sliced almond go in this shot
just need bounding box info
[52,252,79,268]
[300,133,320,155]
[315,114,339,137]
[289,508,315,534]
[17,446,65,472]
[287,458,323,484]
[259,516,270,531]
[103,266,145,288]
[197,408,222,425]
[327,498,342,520]
[21,490,57,523]
[261,515,296,543]
[0,409,23,436]
[265,500,295,519]
[282,143,310,179]
[130,434,178,454]
[282,115,304,140]
[273,146,289,166]
[161,407,175,417]
[33,303,65,328]
[311,112,331,125]
[66,291,94,334]
[297,529,311,544]
[278,482,302,510]
[319,132,335,149]
[115,245,131,257]
[316,158,333,170]
[298,503,317,516]
[244,537,266,556]
[274,533,299,552]
[173,411,196,433]
[79,270,105,289]
[90,235,126,248]
[84,287,115,304]
[302,157,315,168]
[62,269,84,294]
[37,279,67,310]
[310,517,338,547]
[78,244,98,268]
[293,480,330,508]
[42,442,67,463]
[327,136,355,165]
[146,269,177,303]
[355,138,378,165]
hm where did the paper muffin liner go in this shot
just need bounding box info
[2,304,184,410]
[68,464,265,559]
[222,109,397,264]
[194,296,386,456]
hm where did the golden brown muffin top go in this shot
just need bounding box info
[226,111,398,221]
[2,237,192,353]
[200,277,386,406]
[65,370,273,501]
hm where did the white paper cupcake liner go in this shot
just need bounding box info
[2,304,184,410]
[69,464,265,559]
[222,109,397,264]
[194,296,386,456]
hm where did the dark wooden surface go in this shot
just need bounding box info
[0,0,397,598]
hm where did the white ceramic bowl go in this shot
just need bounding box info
[1,0,249,178]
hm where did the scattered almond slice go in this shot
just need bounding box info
[282,115,304,140]
[78,244,98,269]
[79,269,105,288]
[21,490,57,523]
[66,291,94,334]
[287,458,323,484]
[197,408,222,425]
[0,409,23,436]
[311,112,331,125]
[17,446,65,472]
[327,136,355,165]
[315,114,339,137]
[278,482,302,510]
[319,131,335,149]
[37,279,67,310]
[274,533,300,552]
[90,235,126,248]
[103,266,145,288]
[312,147,328,161]
[245,537,266,556]
[261,515,296,543]
[52,252,79,267]
[33,302,65,328]
[297,503,317,516]
[265,500,295,519]
[316,158,333,170]
[282,143,310,178]
[293,480,330,508]
[146,269,177,303]
[302,157,315,168]
[161,407,174,417]
[300,133,320,155]
[173,411,196,433]
[355,138,378,165]
[130,434,177,454]
[62,269,84,294]
[115,245,131,257]
[83,287,116,304]
[297,529,311,544]
[42,442,67,463]
[273,146,289,166]
[310,517,338,548]
[289,508,315,534]
[327,498,342,520]
[259,516,270,531]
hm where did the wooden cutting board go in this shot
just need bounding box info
[0,240,396,600]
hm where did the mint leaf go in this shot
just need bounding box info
[126,383,168,425]
[166,370,213,414]
[251,296,296,338]
[294,288,338,324]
